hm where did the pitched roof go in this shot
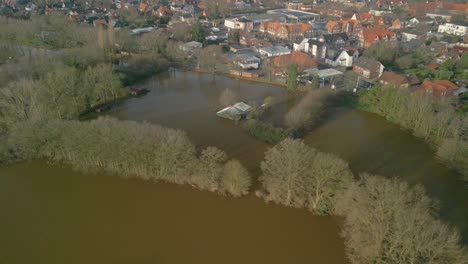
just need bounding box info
[421,80,459,97]
[261,22,309,34]
[361,26,394,44]
[322,33,349,44]
[325,21,338,31]
[379,71,408,86]
[354,57,382,70]
[273,51,317,69]
[286,23,310,33]
[355,12,372,21]
[139,2,147,11]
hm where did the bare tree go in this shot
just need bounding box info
[260,138,316,207]
[222,159,251,197]
[198,45,224,74]
[219,88,237,107]
[335,174,468,264]
[306,152,353,215]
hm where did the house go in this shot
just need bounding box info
[273,51,317,70]
[325,18,361,35]
[155,6,173,17]
[294,38,327,59]
[428,41,448,58]
[420,80,459,97]
[379,71,410,88]
[409,2,442,17]
[180,41,203,53]
[240,33,261,47]
[358,26,395,48]
[325,49,358,67]
[400,29,426,42]
[408,17,419,26]
[302,68,344,87]
[391,18,401,29]
[233,54,261,70]
[138,2,147,12]
[224,17,253,32]
[401,39,425,52]
[320,33,350,49]
[258,46,291,57]
[438,23,468,37]
[217,102,252,120]
[353,57,384,79]
[259,21,311,40]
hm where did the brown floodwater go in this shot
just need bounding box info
[1,70,467,264]
[0,161,346,264]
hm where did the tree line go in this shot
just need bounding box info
[0,117,252,197]
[357,85,467,180]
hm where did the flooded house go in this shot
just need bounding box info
[216,102,252,121]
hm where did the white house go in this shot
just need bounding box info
[438,23,467,37]
[258,46,291,57]
[293,38,327,59]
[325,49,359,67]
[224,17,253,32]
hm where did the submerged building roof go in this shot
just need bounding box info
[216,102,252,120]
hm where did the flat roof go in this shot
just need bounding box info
[267,9,320,18]
[305,68,343,79]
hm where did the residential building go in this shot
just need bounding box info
[320,33,350,49]
[325,49,358,67]
[259,21,311,40]
[224,17,253,32]
[379,71,410,88]
[400,28,426,42]
[233,54,261,70]
[420,80,459,97]
[293,38,327,59]
[357,26,395,48]
[353,57,384,79]
[438,23,467,37]
[258,46,291,57]
[273,51,317,70]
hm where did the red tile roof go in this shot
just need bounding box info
[421,79,459,97]
[379,71,408,86]
[273,51,317,69]
[326,21,338,32]
[445,3,468,11]
[361,26,394,47]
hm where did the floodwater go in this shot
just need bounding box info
[1,70,467,264]
[0,161,345,264]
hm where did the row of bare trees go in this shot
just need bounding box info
[358,85,467,179]
[2,117,252,197]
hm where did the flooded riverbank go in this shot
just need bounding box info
[103,70,467,241]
